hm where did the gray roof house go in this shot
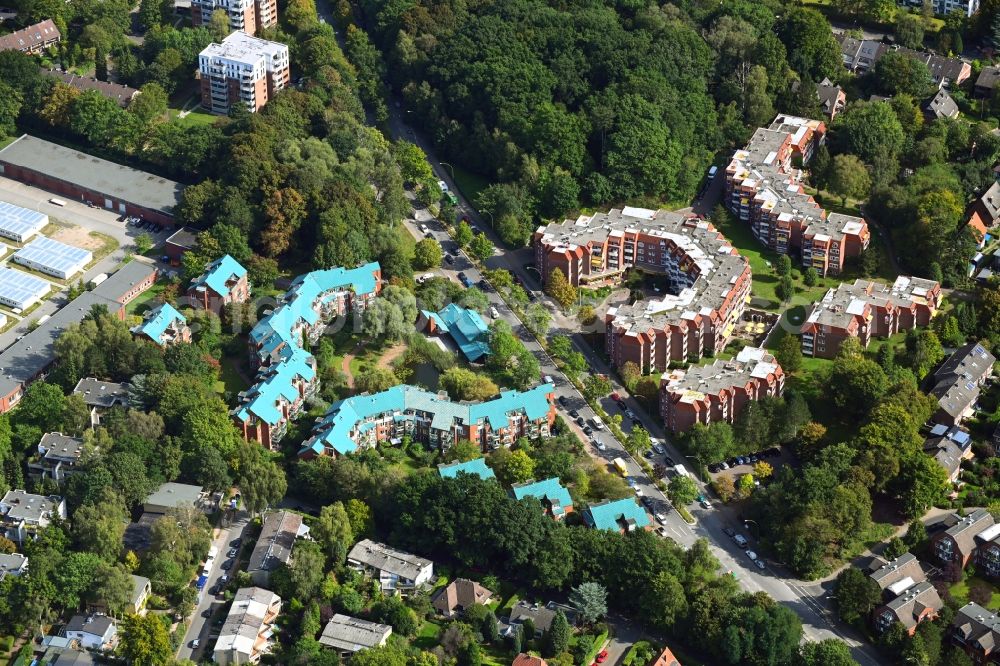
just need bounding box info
[347,539,434,595]
[867,552,926,596]
[318,614,392,657]
[0,490,66,544]
[930,343,996,426]
[873,581,942,634]
[0,552,27,579]
[64,614,117,650]
[933,509,995,567]
[817,77,846,118]
[925,89,960,120]
[951,602,1000,659]
[976,66,1000,97]
[507,600,578,637]
[73,377,130,409]
[142,482,205,515]
[27,432,86,484]
[130,575,151,614]
[247,510,304,586]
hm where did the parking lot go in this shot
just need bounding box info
[0,176,176,348]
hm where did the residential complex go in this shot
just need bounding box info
[0,490,66,544]
[835,34,972,86]
[187,254,250,312]
[236,262,381,448]
[191,0,277,35]
[300,384,557,458]
[898,0,978,17]
[929,343,996,427]
[132,303,191,347]
[799,276,941,359]
[437,458,496,481]
[725,115,870,276]
[347,539,434,596]
[198,31,290,115]
[213,587,281,666]
[45,70,139,108]
[873,582,942,636]
[0,19,60,54]
[534,207,751,373]
[659,346,784,434]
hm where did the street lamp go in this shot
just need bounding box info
[439,161,456,180]
[685,454,704,482]
[744,519,760,540]
[482,209,494,228]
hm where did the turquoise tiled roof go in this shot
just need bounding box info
[438,457,496,480]
[191,254,246,296]
[240,262,379,429]
[236,347,315,426]
[584,498,650,531]
[299,383,555,457]
[511,477,572,511]
[439,303,490,362]
[134,303,185,346]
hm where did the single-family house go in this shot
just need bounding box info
[817,77,846,119]
[143,482,205,515]
[64,614,117,650]
[510,478,573,519]
[582,498,651,533]
[507,601,577,637]
[130,575,151,614]
[650,646,681,666]
[0,552,27,580]
[924,424,974,483]
[512,655,548,666]
[925,89,960,120]
[318,614,392,658]
[72,377,130,427]
[0,490,65,544]
[421,303,491,362]
[347,539,434,596]
[27,432,86,484]
[433,578,494,618]
[976,66,1000,97]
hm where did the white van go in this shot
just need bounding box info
[707,166,718,180]
[48,198,67,207]
[590,416,605,431]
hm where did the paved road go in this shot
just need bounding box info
[176,513,250,662]
[388,104,883,666]
[0,177,176,347]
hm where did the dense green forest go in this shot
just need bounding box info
[353,0,843,243]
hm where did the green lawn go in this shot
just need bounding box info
[950,575,1000,611]
[168,107,220,128]
[452,166,489,206]
[126,282,166,316]
[218,356,248,397]
[413,620,444,650]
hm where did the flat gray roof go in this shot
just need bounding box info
[0,135,183,214]
[144,482,203,511]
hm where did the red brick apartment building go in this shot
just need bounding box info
[951,602,1000,663]
[186,254,250,313]
[659,346,784,434]
[533,207,751,373]
[799,276,941,359]
[191,0,277,35]
[0,19,60,54]
[725,115,870,275]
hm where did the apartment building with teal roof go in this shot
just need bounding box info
[299,383,556,458]
[510,477,573,519]
[131,303,191,346]
[583,498,650,533]
[187,254,249,312]
[437,458,496,481]
[236,262,381,449]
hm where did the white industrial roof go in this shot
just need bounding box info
[13,237,91,274]
[0,266,49,305]
[0,201,46,239]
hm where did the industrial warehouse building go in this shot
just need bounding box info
[0,202,47,242]
[0,261,157,413]
[12,237,92,279]
[0,267,50,310]
[0,135,184,225]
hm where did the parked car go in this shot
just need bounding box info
[557,395,568,407]
[595,441,607,452]
[444,255,454,265]
[583,426,593,436]
[595,651,608,664]
[655,512,667,525]
[733,534,749,549]
[227,548,237,558]
[643,450,653,459]
[640,496,652,508]
[723,527,735,537]
[652,443,665,455]
[746,550,758,562]
[625,409,637,420]
[437,180,449,193]
[754,559,766,570]
[569,410,579,418]
[489,306,500,318]
[230,538,241,548]
[191,639,200,649]
[708,463,721,473]
[221,560,233,570]
[575,416,585,426]
[699,496,712,509]
[663,456,675,466]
